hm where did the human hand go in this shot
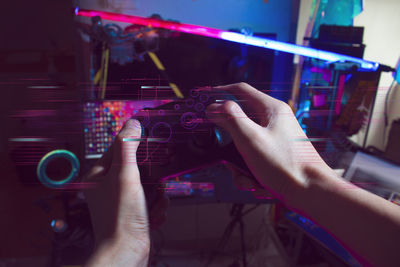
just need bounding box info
[206,83,334,208]
[83,119,150,266]
[207,83,400,267]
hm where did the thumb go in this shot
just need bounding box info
[113,119,142,166]
[114,119,145,207]
[114,120,148,232]
[206,101,260,141]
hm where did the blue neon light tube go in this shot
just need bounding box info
[220,32,379,71]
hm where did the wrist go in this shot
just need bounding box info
[286,163,339,211]
[87,238,150,267]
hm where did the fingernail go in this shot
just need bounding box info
[206,103,223,113]
[125,119,140,129]
[205,103,224,119]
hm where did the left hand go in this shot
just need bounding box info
[84,119,150,266]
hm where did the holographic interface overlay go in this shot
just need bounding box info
[37,149,80,189]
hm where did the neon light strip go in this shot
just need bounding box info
[85,154,102,159]
[9,137,49,142]
[141,86,172,89]
[28,86,61,89]
[123,137,168,142]
[76,8,222,39]
[75,8,379,71]
[221,32,379,70]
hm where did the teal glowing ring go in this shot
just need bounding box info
[37,150,80,188]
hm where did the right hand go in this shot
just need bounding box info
[206,83,335,207]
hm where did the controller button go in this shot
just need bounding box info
[195,103,205,112]
[185,99,195,107]
[199,94,209,103]
[134,110,150,127]
[190,89,200,98]
[180,112,199,130]
[150,122,172,143]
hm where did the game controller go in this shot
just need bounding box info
[131,88,273,205]
[134,87,234,148]
[132,88,236,165]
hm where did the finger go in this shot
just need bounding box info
[113,119,142,166]
[206,100,262,143]
[214,83,280,126]
[112,119,143,195]
[113,120,148,219]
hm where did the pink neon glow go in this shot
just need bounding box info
[76,9,224,39]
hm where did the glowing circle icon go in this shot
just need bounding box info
[185,99,195,107]
[190,89,200,98]
[37,150,80,189]
[195,103,205,112]
[199,94,209,103]
[150,122,172,143]
[180,112,199,130]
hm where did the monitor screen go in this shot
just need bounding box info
[83,100,169,159]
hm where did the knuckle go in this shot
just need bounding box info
[116,133,127,145]
[222,100,238,110]
[116,132,124,141]
[275,100,293,114]
[219,100,240,118]
[237,82,249,88]
[237,82,252,90]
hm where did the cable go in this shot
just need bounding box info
[100,47,109,99]
[204,204,261,267]
[383,79,396,148]
[242,204,261,217]
[384,79,395,128]
[147,51,184,98]
[239,217,247,267]
[93,42,109,99]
